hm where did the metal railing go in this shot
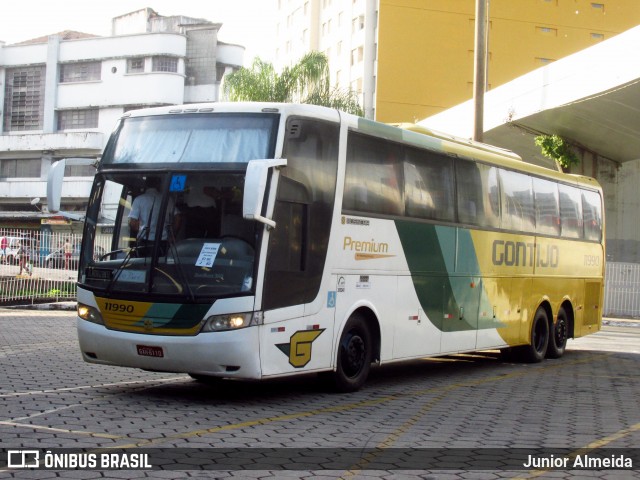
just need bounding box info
[0,228,82,305]
[603,262,640,318]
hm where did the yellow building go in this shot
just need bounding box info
[376,0,640,123]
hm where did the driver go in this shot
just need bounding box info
[128,176,181,254]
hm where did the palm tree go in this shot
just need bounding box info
[222,52,363,116]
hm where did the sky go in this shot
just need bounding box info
[0,0,278,65]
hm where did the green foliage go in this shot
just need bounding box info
[223,52,364,116]
[534,134,579,170]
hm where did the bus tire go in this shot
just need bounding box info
[331,313,373,392]
[547,306,569,359]
[516,307,549,363]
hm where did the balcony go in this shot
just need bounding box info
[0,131,104,154]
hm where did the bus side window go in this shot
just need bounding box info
[533,177,560,236]
[500,169,535,233]
[403,147,455,222]
[456,160,500,229]
[344,132,403,216]
[559,184,584,238]
[582,189,602,242]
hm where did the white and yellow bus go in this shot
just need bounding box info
[52,103,604,392]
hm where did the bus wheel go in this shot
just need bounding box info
[516,307,549,363]
[547,307,569,359]
[332,313,373,392]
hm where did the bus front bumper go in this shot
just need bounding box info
[77,318,262,379]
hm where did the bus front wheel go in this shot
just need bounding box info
[331,313,373,392]
[546,306,569,359]
[516,307,549,363]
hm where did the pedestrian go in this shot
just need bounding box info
[64,238,72,270]
[0,236,6,264]
[18,241,32,276]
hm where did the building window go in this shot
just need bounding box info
[591,3,605,11]
[64,163,96,177]
[352,16,364,34]
[59,62,101,83]
[591,32,605,40]
[152,56,178,73]
[3,66,45,132]
[536,57,556,65]
[57,109,99,130]
[185,29,216,85]
[0,159,41,178]
[127,58,145,73]
[351,47,363,66]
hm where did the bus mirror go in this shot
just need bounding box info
[243,158,287,229]
[47,159,67,213]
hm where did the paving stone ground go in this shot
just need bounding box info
[0,309,638,479]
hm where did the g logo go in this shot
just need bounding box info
[276,329,325,368]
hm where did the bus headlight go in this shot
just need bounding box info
[78,303,104,325]
[201,312,263,332]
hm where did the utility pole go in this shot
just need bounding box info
[473,0,489,142]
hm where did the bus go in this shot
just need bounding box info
[48,103,604,392]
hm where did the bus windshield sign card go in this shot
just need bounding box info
[195,243,221,267]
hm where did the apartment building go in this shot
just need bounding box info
[276,0,377,118]
[0,8,243,231]
[275,0,640,123]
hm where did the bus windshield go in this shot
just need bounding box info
[103,113,279,165]
[80,171,258,300]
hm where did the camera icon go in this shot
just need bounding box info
[7,450,40,468]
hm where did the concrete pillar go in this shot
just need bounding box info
[43,35,60,133]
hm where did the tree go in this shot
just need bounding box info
[534,134,580,171]
[223,52,364,116]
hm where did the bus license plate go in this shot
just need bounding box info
[136,345,164,358]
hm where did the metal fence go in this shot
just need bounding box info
[0,228,82,305]
[603,262,640,318]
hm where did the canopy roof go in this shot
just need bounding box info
[419,25,640,169]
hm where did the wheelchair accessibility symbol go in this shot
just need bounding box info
[327,291,336,308]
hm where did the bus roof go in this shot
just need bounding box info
[119,102,601,192]
[121,102,341,123]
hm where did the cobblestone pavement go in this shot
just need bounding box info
[0,309,638,479]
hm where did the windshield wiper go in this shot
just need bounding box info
[105,245,140,294]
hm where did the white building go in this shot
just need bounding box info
[275,0,377,119]
[0,7,244,229]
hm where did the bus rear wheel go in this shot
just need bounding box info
[516,307,549,363]
[331,313,372,393]
[547,307,569,359]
